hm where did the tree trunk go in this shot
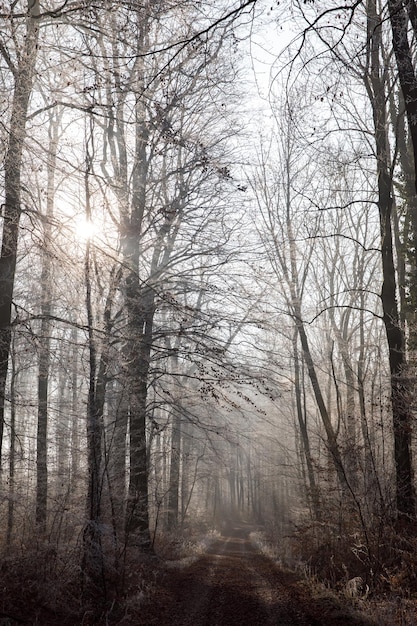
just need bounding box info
[107,381,128,532]
[56,361,68,498]
[124,282,154,548]
[368,0,414,517]
[6,345,17,547]
[82,130,105,592]
[295,316,347,490]
[70,327,80,495]
[293,331,321,520]
[167,410,181,530]
[36,109,61,533]
[0,0,40,469]
[121,11,154,548]
[388,0,417,196]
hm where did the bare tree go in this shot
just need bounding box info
[35,106,63,534]
[0,0,40,469]
[366,0,414,517]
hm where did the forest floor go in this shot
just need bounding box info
[2,522,416,624]
[133,522,379,626]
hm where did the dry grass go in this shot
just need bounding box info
[257,510,417,626]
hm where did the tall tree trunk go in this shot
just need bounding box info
[121,11,153,548]
[107,381,128,533]
[83,255,119,585]
[6,345,17,547]
[295,315,347,490]
[70,326,80,495]
[368,0,414,517]
[124,283,154,548]
[167,410,181,530]
[0,0,40,469]
[180,430,200,527]
[36,109,61,533]
[82,127,105,592]
[56,362,68,498]
[293,331,321,520]
[83,237,105,590]
[388,0,417,197]
[357,304,384,511]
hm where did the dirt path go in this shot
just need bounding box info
[139,523,376,626]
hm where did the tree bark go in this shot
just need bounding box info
[388,0,417,196]
[6,346,17,547]
[367,0,414,517]
[0,0,40,469]
[124,281,154,548]
[292,331,321,520]
[70,326,80,495]
[167,410,181,530]
[36,109,61,533]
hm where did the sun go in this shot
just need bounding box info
[73,216,99,241]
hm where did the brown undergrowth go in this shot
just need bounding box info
[0,526,213,625]
[262,507,417,626]
[3,517,416,626]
